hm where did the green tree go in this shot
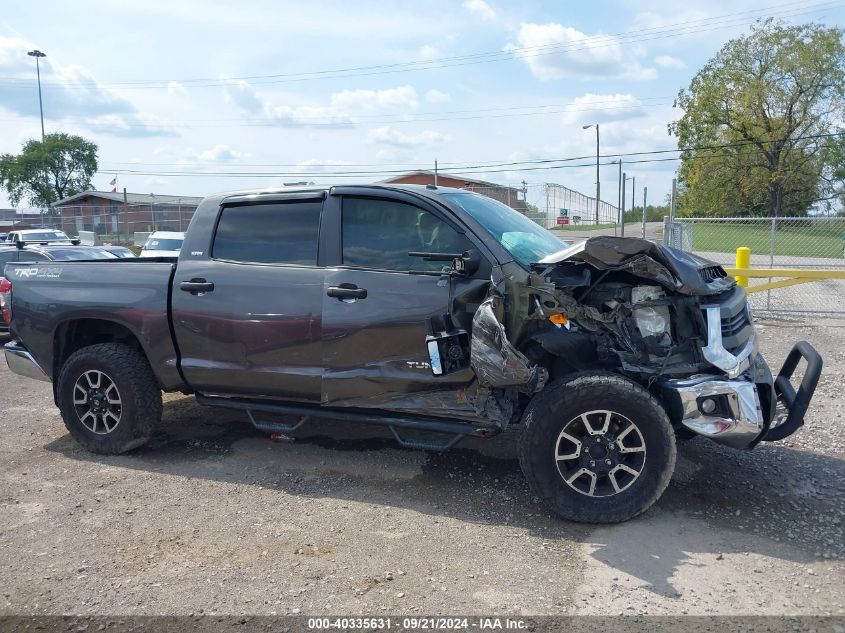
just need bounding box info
[0,133,98,209]
[670,19,845,217]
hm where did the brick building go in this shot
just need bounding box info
[51,191,203,236]
[379,171,528,212]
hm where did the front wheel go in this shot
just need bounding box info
[57,342,162,454]
[518,373,676,523]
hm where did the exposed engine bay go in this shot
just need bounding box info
[466,236,793,449]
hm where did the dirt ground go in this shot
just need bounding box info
[0,316,843,618]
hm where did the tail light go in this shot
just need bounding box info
[0,276,12,324]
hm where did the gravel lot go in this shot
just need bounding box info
[0,316,843,618]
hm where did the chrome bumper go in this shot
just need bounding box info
[4,342,50,382]
[661,375,764,449]
[701,305,758,378]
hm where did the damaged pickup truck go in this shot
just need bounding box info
[3,184,822,522]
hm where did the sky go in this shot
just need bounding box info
[1,0,844,212]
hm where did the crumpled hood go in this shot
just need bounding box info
[536,236,735,296]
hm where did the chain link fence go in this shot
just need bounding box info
[9,203,199,246]
[664,216,845,314]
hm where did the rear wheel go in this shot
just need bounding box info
[57,342,161,454]
[518,373,676,523]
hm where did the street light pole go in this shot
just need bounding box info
[27,50,46,141]
[583,123,600,225]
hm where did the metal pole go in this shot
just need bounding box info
[27,50,46,141]
[768,217,776,310]
[620,172,626,238]
[670,178,677,223]
[630,176,635,237]
[35,57,44,140]
[642,186,648,239]
[616,160,622,236]
[594,125,600,225]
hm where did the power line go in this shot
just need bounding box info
[2,96,675,129]
[3,0,841,90]
[93,131,845,179]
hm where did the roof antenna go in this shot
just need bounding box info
[434,159,438,187]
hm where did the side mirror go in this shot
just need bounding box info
[71,238,81,245]
[452,249,480,277]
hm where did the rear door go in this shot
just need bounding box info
[320,191,490,413]
[171,194,326,401]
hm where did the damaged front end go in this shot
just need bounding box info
[469,236,821,450]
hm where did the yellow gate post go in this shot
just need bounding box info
[735,247,750,288]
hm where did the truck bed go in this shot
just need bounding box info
[4,260,183,389]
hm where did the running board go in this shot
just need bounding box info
[195,394,502,451]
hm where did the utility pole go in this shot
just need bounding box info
[583,123,600,225]
[615,160,622,236]
[619,170,628,237]
[27,50,47,141]
[620,171,627,237]
[642,186,648,239]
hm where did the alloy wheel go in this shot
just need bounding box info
[554,409,647,497]
[73,370,122,434]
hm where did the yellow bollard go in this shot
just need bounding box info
[735,247,750,287]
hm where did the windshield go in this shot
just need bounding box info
[442,193,566,266]
[143,238,183,251]
[21,231,70,242]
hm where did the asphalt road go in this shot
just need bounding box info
[0,317,843,618]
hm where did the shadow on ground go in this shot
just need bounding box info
[44,395,845,598]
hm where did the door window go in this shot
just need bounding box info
[212,202,321,265]
[342,198,465,272]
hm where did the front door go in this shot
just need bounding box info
[171,196,325,402]
[320,194,488,414]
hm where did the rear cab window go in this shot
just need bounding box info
[212,201,321,265]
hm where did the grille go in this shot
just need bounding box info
[699,265,728,283]
[722,307,750,338]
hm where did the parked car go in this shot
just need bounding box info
[6,229,75,245]
[0,244,118,334]
[139,231,184,258]
[100,245,136,258]
[1,185,822,523]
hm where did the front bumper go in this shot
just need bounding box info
[660,341,822,449]
[4,341,50,382]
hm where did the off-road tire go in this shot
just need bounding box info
[518,373,676,523]
[57,342,161,454]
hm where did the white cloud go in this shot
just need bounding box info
[329,85,419,112]
[221,83,426,127]
[561,93,647,124]
[0,35,176,137]
[221,77,263,112]
[417,45,440,61]
[463,0,496,21]
[196,145,244,162]
[366,126,450,148]
[654,55,686,69]
[505,23,657,81]
[167,81,188,96]
[84,113,178,138]
[424,89,451,103]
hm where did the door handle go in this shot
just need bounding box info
[180,279,215,294]
[327,285,367,300]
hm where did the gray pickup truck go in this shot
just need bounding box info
[3,184,822,523]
